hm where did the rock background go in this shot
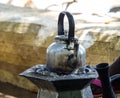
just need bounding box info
[0,0,120,14]
[0,2,120,91]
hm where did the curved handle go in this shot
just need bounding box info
[110,74,120,82]
[58,11,75,41]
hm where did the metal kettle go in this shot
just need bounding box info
[46,11,86,73]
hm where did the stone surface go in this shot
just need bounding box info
[77,25,120,65]
[0,0,120,14]
[0,3,120,92]
[0,4,58,91]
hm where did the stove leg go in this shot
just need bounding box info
[37,89,82,98]
[37,89,58,98]
[58,90,82,98]
[81,86,93,98]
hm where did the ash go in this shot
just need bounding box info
[28,64,98,81]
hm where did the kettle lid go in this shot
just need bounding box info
[55,35,78,43]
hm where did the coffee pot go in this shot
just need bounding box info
[96,63,117,98]
[46,11,86,73]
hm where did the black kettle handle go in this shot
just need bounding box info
[110,74,120,82]
[58,11,75,41]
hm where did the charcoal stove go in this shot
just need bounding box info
[20,64,97,98]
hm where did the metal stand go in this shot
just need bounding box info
[37,89,82,98]
[20,65,96,98]
[37,86,94,98]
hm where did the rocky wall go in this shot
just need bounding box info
[0,3,120,91]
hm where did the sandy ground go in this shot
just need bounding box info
[0,81,37,98]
